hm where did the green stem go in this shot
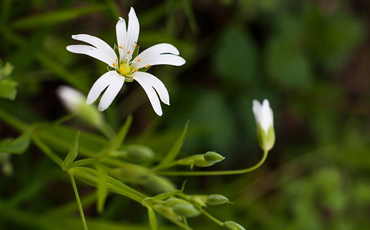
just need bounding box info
[199,208,224,226]
[0,107,27,132]
[156,150,269,176]
[68,158,96,169]
[69,173,88,230]
[98,122,115,140]
[32,135,63,167]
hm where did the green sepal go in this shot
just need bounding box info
[62,132,80,171]
[0,131,30,154]
[206,194,229,206]
[223,221,246,230]
[257,125,275,152]
[132,46,140,60]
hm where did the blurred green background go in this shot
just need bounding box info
[1,0,370,229]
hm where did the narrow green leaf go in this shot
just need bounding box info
[148,207,158,230]
[70,167,146,203]
[0,79,17,100]
[0,131,30,154]
[95,164,108,213]
[12,5,107,29]
[156,121,189,168]
[109,115,133,150]
[62,132,80,171]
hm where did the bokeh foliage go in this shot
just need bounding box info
[1,0,370,229]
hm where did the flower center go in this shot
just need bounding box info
[117,63,132,76]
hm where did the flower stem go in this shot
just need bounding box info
[69,173,88,230]
[156,150,269,176]
[0,107,27,132]
[199,208,224,226]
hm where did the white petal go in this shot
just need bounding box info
[133,72,170,105]
[252,99,273,134]
[116,17,127,62]
[252,100,262,124]
[133,43,180,62]
[134,55,186,69]
[67,45,115,67]
[98,74,125,111]
[71,34,117,66]
[124,7,140,61]
[134,75,163,116]
[87,71,120,105]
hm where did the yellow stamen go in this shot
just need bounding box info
[127,51,130,54]
[119,46,124,49]
[130,76,134,79]
[145,64,150,68]
[134,68,138,72]
[120,68,124,72]
[137,59,141,62]
[113,63,117,67]
[133,44,137,48]
[116,58,118,61]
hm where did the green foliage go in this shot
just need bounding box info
[0,0,369,230]
[0,131,30,154]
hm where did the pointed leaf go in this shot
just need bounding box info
[96,164,108,213]
[148,207,158,230]
[62,132,80,170]
[156,121,189,168]
[0,131,30,154]
[109,115,132,150]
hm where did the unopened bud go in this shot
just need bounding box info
[204,151,225,164]
[224,221,246,230]
[125,145,154,161]
[57,86,103,127]
[143,175,176,194]
[252,99,275,151]
[206,194,229,205]
[190,196,207,207]
[172,203,201,218]
[179,155,214,169]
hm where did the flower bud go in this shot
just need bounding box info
[57,86,103,127]
[252,99,275,151]
[206,194,229,206]
[172,203,201,218]
[124,145,154,161]
[143,175,176,194]
[204,151,225,164]
[224,221,246,230]
[179,155,214,169]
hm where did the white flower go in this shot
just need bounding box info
[252,99,275,151]
[66,7,185,116]
[252,99,274,134]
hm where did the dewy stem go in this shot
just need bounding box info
[156,150,269,176]
[69,173,89,230]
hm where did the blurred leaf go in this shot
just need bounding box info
[62,131,80,170]
[213,26,258,87]
[0,62,14,78]
[0,79,17,100]
[11,5,107,29]
[70,167,146,203]
[96,164,108,213]
[0,131,30,154]
[148,207,158,230]
[32,123,107,157]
